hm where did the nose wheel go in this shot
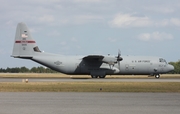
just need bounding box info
[155,74,160,79]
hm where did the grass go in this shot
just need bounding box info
[0,82,180,92]
[0,73,65,78]
[0,73,180,92]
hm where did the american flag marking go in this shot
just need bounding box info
[21,34,28,38]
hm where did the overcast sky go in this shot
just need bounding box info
[0,0,180,68]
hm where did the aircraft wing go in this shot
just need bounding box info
[83,55,117,65]
[83,55,104,61]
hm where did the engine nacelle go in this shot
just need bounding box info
[102,56,117,65]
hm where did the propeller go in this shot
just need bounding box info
[116,49,123,70]
[103,49,123,70]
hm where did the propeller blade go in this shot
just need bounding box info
[117,49,122,70]
[117,49,123,61]
[118,49,121,57]
[118,61,120,70]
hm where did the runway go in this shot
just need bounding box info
[0,78,180,82]
[0,92,179,114]
[0,78,179,114]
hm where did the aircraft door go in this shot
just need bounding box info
[150,62,160,74]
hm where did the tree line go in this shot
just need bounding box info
[0,61,179,73]
[169,61,180,74]
[0,66,58,73]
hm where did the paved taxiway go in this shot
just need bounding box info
[0,78,180,82]
[0,92,179,114]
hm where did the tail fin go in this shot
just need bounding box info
[12,22,41,58]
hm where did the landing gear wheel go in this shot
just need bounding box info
[91,75,98,78]
[99,75,106,78]
[155,74,160,79]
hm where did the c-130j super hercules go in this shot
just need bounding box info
[12,23,174,78]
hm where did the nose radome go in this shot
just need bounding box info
[169,65,174,71]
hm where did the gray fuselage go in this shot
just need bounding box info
[31,52,174,76]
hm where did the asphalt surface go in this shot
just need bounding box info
[0,92,179,114]
[0,78,179,114]
[0,78,180,82]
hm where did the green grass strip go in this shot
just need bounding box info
[0,82,180,92]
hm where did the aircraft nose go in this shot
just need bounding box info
[168,65,174,72]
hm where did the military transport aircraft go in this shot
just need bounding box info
[11,22,174,79]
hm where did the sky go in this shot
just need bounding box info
[0,0,180,68]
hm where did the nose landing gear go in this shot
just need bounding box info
[155,74,160,79]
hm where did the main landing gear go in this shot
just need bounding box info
[91,75,106,78]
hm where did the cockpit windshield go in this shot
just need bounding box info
[159,58,167,64]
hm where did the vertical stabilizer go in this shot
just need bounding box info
[12,22,39,58]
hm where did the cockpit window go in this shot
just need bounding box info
[159,58,163,62]
[159,58,167,64]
